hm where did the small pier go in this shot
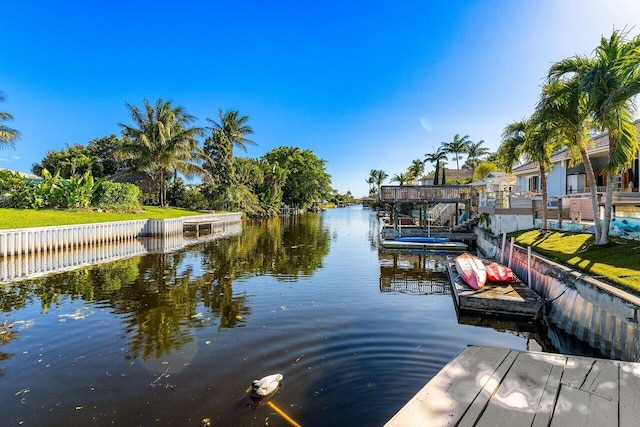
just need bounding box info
[386,345,640,426]
[183,219,224,236]
[382,240,468,251]
[447,259,543,318]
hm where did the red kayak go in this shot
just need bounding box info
[485,262,515,283]
[454,253,487,290]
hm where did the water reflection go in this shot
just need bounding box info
[378,250,451,295]
[0,214,331,365]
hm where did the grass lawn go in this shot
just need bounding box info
[511,230,640,295]
[0,207,208,230]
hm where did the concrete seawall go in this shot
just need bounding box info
[476,227,640,361]
[0,214,243,284]
[0,213,242,257]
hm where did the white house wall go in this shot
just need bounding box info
[547,161,566,196]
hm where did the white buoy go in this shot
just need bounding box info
[251,374,283,397]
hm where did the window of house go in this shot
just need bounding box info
[528,176,539,192]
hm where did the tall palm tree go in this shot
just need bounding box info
[549,29,640,244]
[407,159,424,183]
[207,109,256,152]
[391,172,409,186]
[424,147,448,185]
[371,169,388,199]
[119,98,208,207]
[365,176,375,196]
[539,77,602,241]
[204,109,255,208]
[0,92,20,150]
[500,116,558,233]
[464,140,490,180]
[442,134,470,180]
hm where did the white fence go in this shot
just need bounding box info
[0,213,242,257]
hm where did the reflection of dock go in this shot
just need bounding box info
[0,224,241,284]
[378,251,451,295]
[380,277,450,295]
[386,345,640,426]
[446,259,543,319]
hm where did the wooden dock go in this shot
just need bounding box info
[183,219,224,236]
[386,345,640,426]
[447,259,543,318]
[381,240,468,251]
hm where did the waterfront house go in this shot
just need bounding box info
[471,172,517,209]
[509,123,640,221]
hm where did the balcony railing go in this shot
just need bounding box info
[380,185,474,202]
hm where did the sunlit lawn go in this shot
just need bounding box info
[511,230,640,294]
[0,207,207,230]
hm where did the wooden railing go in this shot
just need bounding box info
[380,185,474,202]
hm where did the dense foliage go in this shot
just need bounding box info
[0,169,140,211]
[263,146,332,208]
[12,98,334,216]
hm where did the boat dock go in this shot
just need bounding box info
[385,345,640,426]
[381,240,468,250]
[446,259,543,319]
[183,219,225,236]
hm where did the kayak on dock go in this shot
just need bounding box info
[454,253,487,289]
[484,262,515,283]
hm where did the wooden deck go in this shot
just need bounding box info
[386,346,640,427]
[447,259,543,319]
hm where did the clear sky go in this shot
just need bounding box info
[2,0,640,197]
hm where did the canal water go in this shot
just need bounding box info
[0,206,604,426]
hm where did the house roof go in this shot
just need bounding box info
[470,172,517,187]
[109,171,158,192]
[0,167,42,182]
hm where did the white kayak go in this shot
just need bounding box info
[454,253,487,289]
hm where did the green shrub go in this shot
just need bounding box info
[93,181,141,211]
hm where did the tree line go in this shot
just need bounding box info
[366,134,497,200]
[0,97,335,216]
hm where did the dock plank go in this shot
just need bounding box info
[550,384,617,427]
[476,352,564,427]
[619,361,640,426]
[456,350,518,426]
[561,356,619,401]
[387,346,640,427]
[384,346,511,427]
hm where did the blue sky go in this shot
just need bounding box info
[2,0,640,197]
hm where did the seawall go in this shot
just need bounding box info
[476,227,640,361]
[0,213,242,257]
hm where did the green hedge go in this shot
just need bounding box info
[93,181,141,211]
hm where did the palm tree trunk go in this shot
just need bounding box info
[159,169,166,207]
[579,144,602,242]
[599,132,619,245]
[540,166,548,233]
[599,173,614,245]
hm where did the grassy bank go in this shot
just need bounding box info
[511,230,640,294]
[0,207,207,230]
